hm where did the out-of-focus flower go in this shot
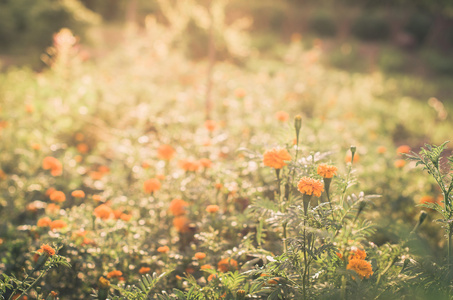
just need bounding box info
[40,244,56,256]
[377,146,387,154]
[205,120,217,132]
[206,205,219,213]
[94,204,113,220]
[50,191,66,203]
[217,258,238,272]
[157,246,170,253]
[394,159,406,168]
[143,178,161,194]
[194,252,206,260]
[42,157,62,176]
[107,270,122,279]
[263,148,292,169]
[275,111,289,122]
[139,267,151,274]
[397,145,411,156]
[347,259,373,279]
[169,198,189,216]
[71,190,85,198]
[37,217,52,227]
[173,216,191,233]
[199,158,213,168]
[50,220,67,230]
[157,144,176,160]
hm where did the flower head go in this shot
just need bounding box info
[194,252,206,260]
[394,159,406,168]
[98,276,110,288]
[397,145,411,156]
[347,259,373,279]
[143,178,161,194]
[217,258,238,272]
[139,267,151,274]
[297,177,324,197]
[199,158,213,168]
[71,190,85,198]
[107,270,122,279]
[173,216,191,233]
[157,144,175,160]
[263,148,292,169]
[94,204,113,220]
[42,157,62,176]
[348,248,367,260]
[275,111,289,122]
[205,120,217,132]
[40,244,56,256]
[157,246,170,253]
[206,205,219,214]
[317,164,338,178]
[50,220,67,230]
[49,190,66,203]
[169,198,189,216]
[37,217,52,227]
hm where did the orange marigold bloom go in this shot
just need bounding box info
[37,217,52,227]
[139,267,151,274]
[113,209,123,219]
[235,88,246,99]
[156,174,165,180]
[31,143,41,150]
[46,203,60,214]
[169,198,189,216]
[142,161,151,169]
[94,204,113,220]
[205,120,217,132]
[12,294,28,300]
[199,158,213,168]
[200,264,212,270]
[157,245,170,253]
[40,244,56,256]
[107,270,122,279]
[206,205,220,213]
[394,159,406,168]
[143,178,161,194]
[275,111,289,122]
[377,146,387,154]
[347,259,373,279]
[0,170,6,180]
[263,148,292,169]
[71,190,85,198]
[194,252,206,260]
[98,165,110,174]
[397,145,411,155]
[98,276,110,288]
[207,274,217,281]
[173,216,191,233]
[217,258,238,272]
[42,157,62,176]
[348,248,367,260]
[50,191,66,203]
[215,183,223,190]
[297,177,324,197]
[77,143,89,154]
[178,159,200,172]
[89,171,104,180]
[92,195,102,202]
[157,144,176,160]
[50,220,67,230]
[45,188,56,197]
[317,164,338,178]
[120,213,132,221]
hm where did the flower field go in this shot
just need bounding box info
[1,13,453,300]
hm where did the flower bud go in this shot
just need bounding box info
[294,115,302,144]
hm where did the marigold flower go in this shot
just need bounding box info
[50,191,66,203]
[394,159,406,168]
[142,161,151,169]
[200,264,212,270]
[42,157,62,176]
[12,294,28,300]
[348,248,367,260]
[347,259,373,279]
[169,198,189,216]
[98,165,110,174]
[77,143,89,154]
[0,170,6,180]
[139,267,151,274]
[157,246,170,253]
[157,144,176,160]
[89,171,103,180]
[178,159,201,172]
[40,244,56,256]
[194,252,206,260]
[206,205,220,213]
[143,178,161,194]
[46,203,60,214]
[263,148,292,169]
[317,164,338,178]
[98,276,110,288]
[275,111,289,122]
[37,217,52,227]
[420,195,437,205]
[297,177,324,197]
[31,143,41,150]
[50,291,58,297]
[217,258,238,272]
[50,220,67,230]
[377,146,387,154]
[235,88,246,99]
[207,274,218,281]
[156,174,165,180]
[92,195,102,202]
[71,190,85,198]
[46,188,56,197]
[199,158,213,168]
[205,120,217,132]
[397,145,411,155]
[120,213,132,221]
[94,204,113,220]
[107,270,122,279]
[215,183,223,190]
[173,216,191,233]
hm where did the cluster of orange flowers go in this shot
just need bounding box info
[178,158,213,172]
[341,248,374,279]
[37,217,67,231]
[157,144,176,160]
[143,178,161,194]
[169,198,191,233]
[42,156,63,176]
